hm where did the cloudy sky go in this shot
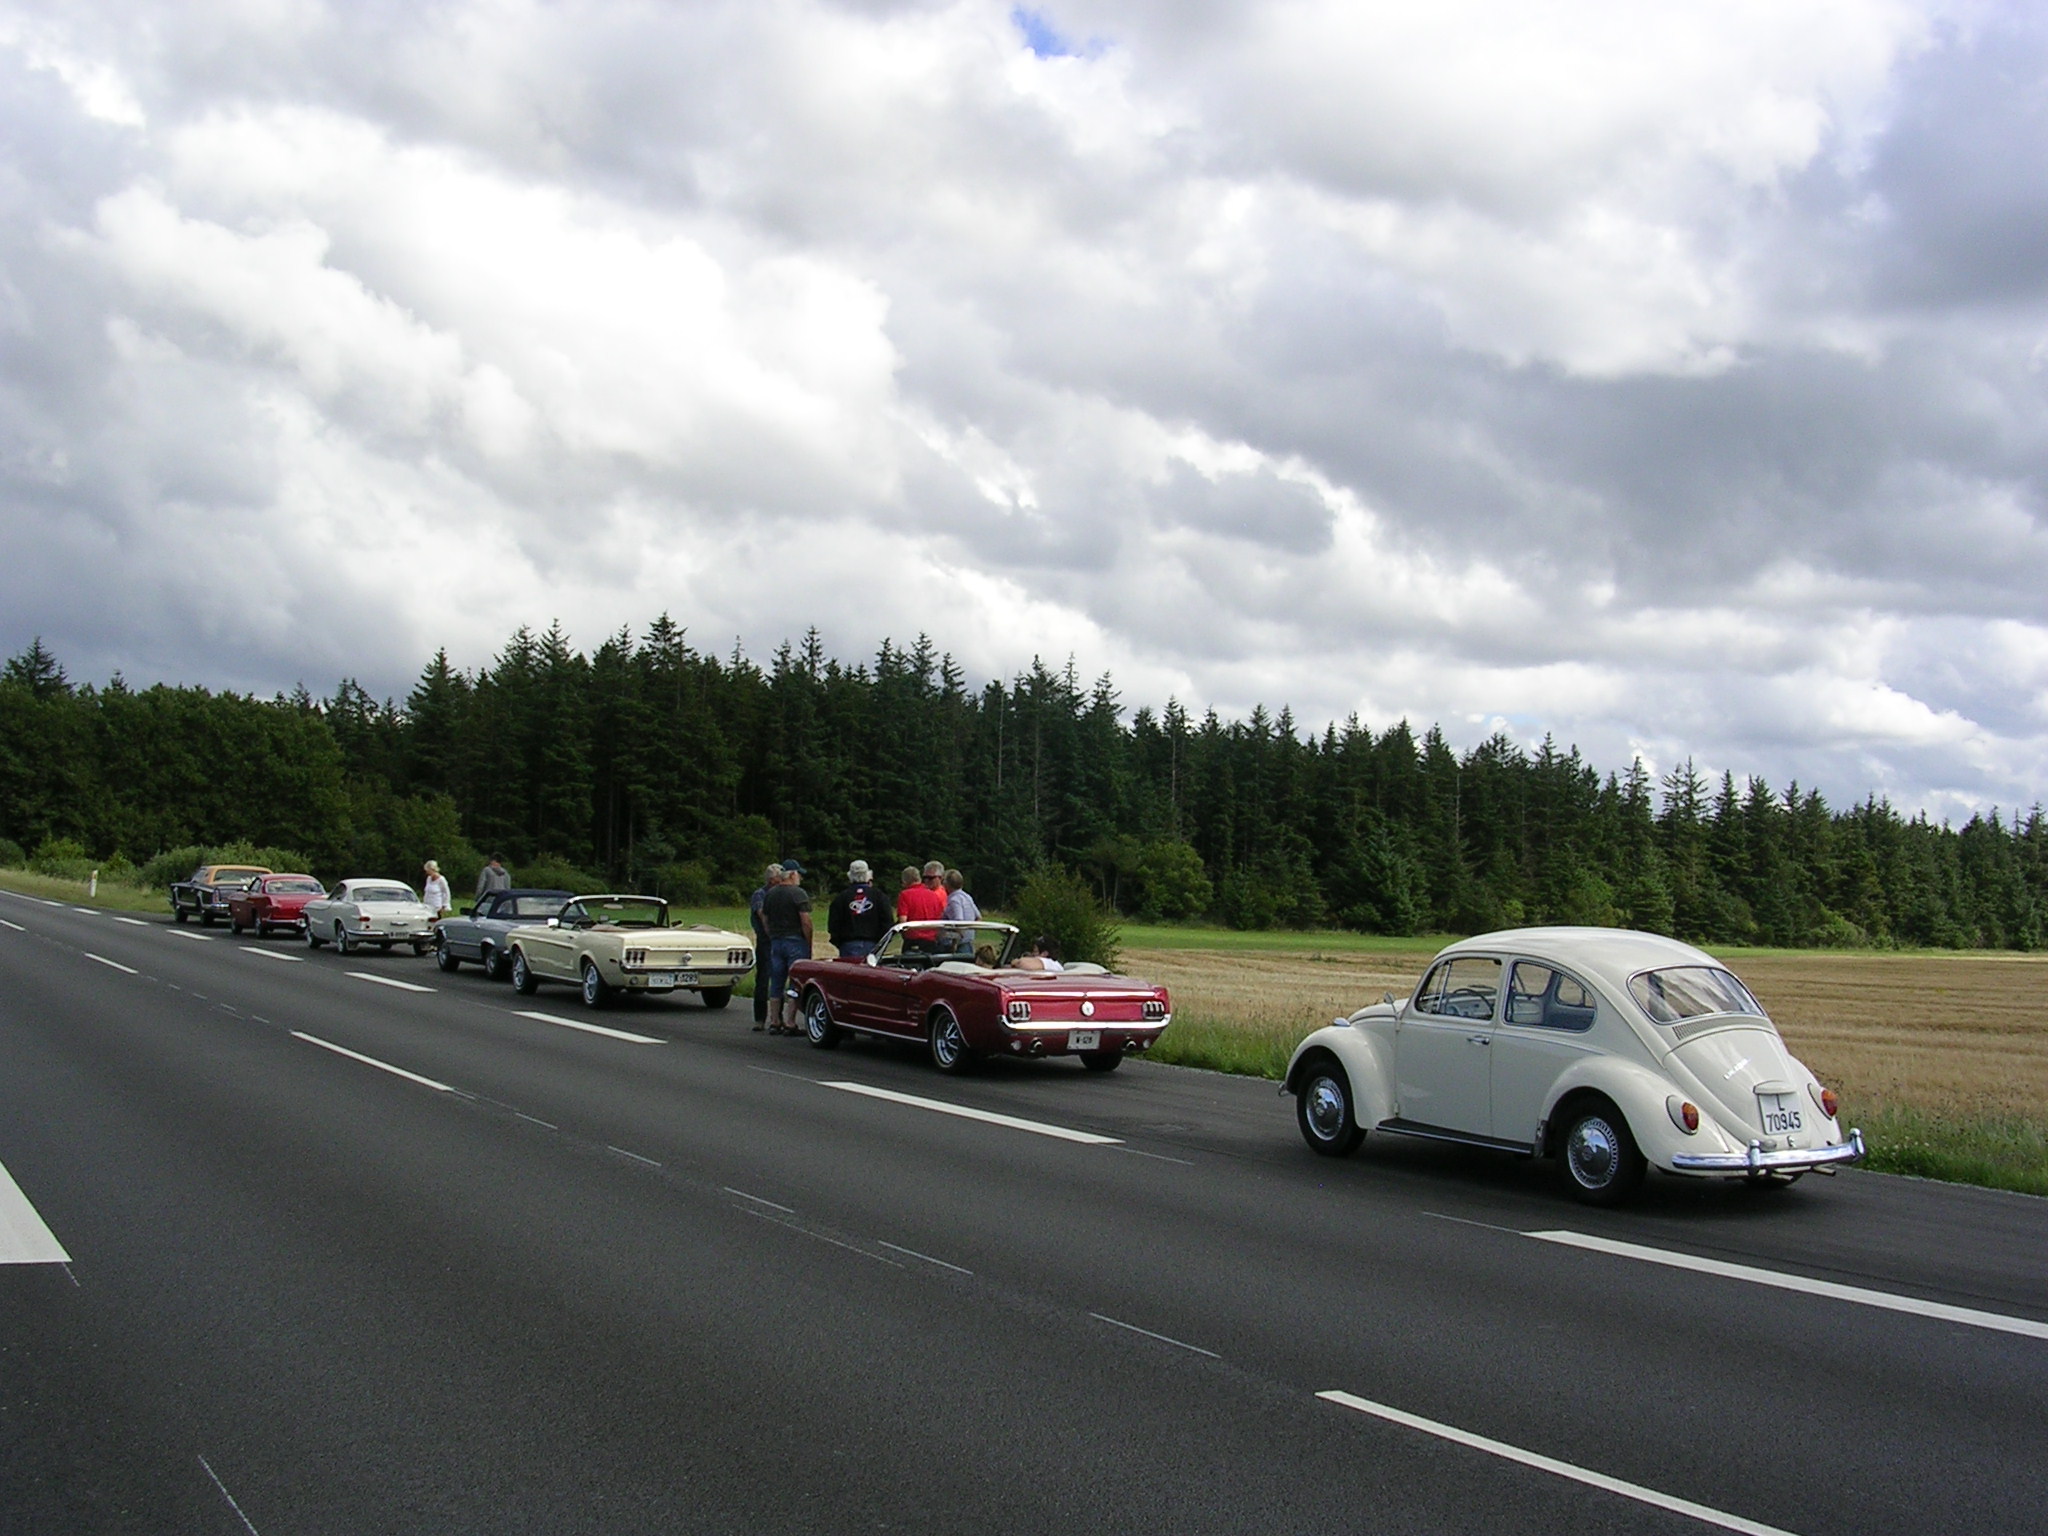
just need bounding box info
[3,0,2045,817]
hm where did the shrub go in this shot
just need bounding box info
[1009,864,1121,970]
[30,838,94,880]
[0,837,25,869]
[140,843,317,888]
[515,854,609,895]
[1136,839,1212,921]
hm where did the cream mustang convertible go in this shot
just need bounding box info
[504,895,754,1009]
[1282,927,1864,1204]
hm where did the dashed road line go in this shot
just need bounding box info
[1091,1313,1219,1358]
[84,953,138,975]
[113,916,149,926]
[71,907,99,915]
[0,918,24,932]
[513,1009,664,1044]
[168,929,214,941]
[198,1454,261,1535]
[345,972,436,993]
[876,1241,973,1275]
[820,1081,1122,1145]
[0,1156,70,1265]
[241,946,304,963]
[1318,1390,1798,1536]
[290,1032,459,1094]
[1527,1229,2048,1343]
[606,1145,662,1167]
[723,1187,795,1214]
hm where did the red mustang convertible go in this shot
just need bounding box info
[788,922,1172,1073]
[228,873,328,937]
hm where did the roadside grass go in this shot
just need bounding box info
[0,867,166,914]
[1854,1104,2048,1197]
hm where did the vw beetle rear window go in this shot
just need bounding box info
[1628,965,1766,1025]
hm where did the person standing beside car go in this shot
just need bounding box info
[748,862,782,1031]
[941,868,979,924]
[422,860,452,922]
[761,861,814,1034]
[477,855,511,900]
[827,860,893,961]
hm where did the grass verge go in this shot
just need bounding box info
[1852,1104,2048,1197]
[1147,1011,1310,1080]
[0,867,166,914]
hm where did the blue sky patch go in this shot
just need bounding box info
[1012,7,1073,59]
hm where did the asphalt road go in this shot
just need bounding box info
[2,891,2043,1535]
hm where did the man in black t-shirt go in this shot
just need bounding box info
[827,859,893,960]
[761,862,814,1034]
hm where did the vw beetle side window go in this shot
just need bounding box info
[1414,957,1501,1021]
[1505,962,1597,1031]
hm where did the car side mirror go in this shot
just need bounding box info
[864,953,878,967]
[546,917,560,928]
[465,906,477,918]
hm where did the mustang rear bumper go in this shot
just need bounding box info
[1669,1128,1866,1174]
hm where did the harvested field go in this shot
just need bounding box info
[1125,944,2048,1121]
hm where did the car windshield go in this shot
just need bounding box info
[875,922,1020,968]
[503,894,569,919]
[357,885,419,904]
[572,897,667,928]
[1629,966,1767,1025]
[268,877,324,894]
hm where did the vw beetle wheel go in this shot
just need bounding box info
[928,1007,972,1074]
[804,991,842,1048]
[510,950,538,995]
[580,960,612,1008]
[1560,1105,1645,1205]
[1297,1058,1365,1157]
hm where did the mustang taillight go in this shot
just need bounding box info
[624,948,647,966]
[1007,999,1032,1023]
[1142,999,1167,1020]
[1811,1083,1839,1119]
[1666,1096,1700,1134]
[729,949,751,966]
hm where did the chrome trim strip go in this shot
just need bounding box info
[1374,1118,1535,1155]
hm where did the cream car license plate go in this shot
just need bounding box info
[1068,1030,1100,1051]
[1759,1093,1803,1135]
[646,973,680,990]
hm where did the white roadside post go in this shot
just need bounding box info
[88,868,98,897]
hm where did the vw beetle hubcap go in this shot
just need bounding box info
[1568,1119,1618,1186]
[1307,1077,1347,1141]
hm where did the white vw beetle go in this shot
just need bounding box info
[1282,927,1864,1203]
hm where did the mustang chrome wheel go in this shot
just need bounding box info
[928,1007,970,1073]
[580,960,611,1008]
[510,950,538,995]
[805,992,841,1049]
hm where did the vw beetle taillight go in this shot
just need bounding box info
[1810,1082,1839,1119]
[1666,1096,1700,1134]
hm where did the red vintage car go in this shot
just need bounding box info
[788,922,1172,1073]
[228,874,328,937]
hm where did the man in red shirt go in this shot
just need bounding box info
[896,859,948,949]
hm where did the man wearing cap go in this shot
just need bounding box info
[747,862,783,1031]
[760,861,814,1034]
[827,860,894,961]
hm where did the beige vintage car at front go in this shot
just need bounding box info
[504,895,754,1010]
[1281,926,1865,1204]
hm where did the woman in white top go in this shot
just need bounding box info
[422,860,452,920]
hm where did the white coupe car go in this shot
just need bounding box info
[302,880,438,956]
[1282,927,1864,1203]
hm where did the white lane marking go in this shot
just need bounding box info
[607,1145,662,1167]
[723,1187,795,1214]
[1527,1230,2048,1343]
[198,1455,261,1535]
[345,971,436,993]
[38,898,63,907]
[168,929,214,941]
[1092,1313,1219,1358]
[737,1206,903,1267]
[0,919,23,932]
[240,946,303,963]
[515,1112,558,1130]
[290,1032,457,1093]
[114,916,148,926]
[877,1241,972,1275]
[84,953,138,975]
[0,1157,71,1264]
[72,907,99,915]
[513,1009,663,1045]
[1318,1391,1799,1536]
[820,1081,1123,1145]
